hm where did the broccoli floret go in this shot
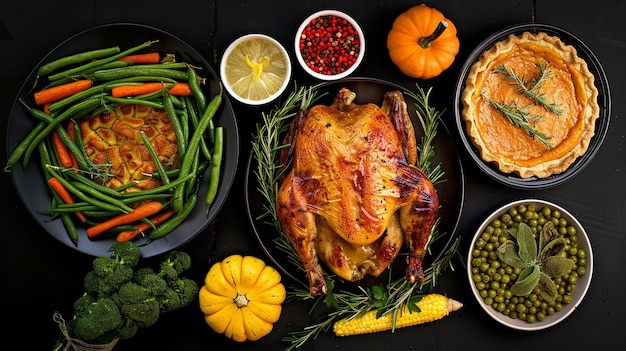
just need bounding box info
[117,282,152,305]
[138,273,167,296]
[115,318,139,340]
[73,294,96,318]
[90,255,134,297]
[157,263,179,282]
[162,251,192,275]
[108,241,141,267]
[72,298,123,342]
[169,277,199,308]
[157,287,182,313]
[133,267,155,283]
[120,299,160,328]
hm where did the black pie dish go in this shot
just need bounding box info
[453,23,611,190]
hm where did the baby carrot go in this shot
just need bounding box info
[119,52,161,64]
[47,177,87,223]
[33,79,93,105]
[110,82,192,97]
[116,208,176,242]
[86,200,164,239]
[51,130,73,168]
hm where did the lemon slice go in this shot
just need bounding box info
[221,34,291,105]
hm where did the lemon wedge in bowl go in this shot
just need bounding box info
[220,34,291,105]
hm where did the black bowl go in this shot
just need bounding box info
[245,77,465,285]
[453,23,611,189]
[5,23,240,257]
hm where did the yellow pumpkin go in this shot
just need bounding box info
[198,254,286,342]
[387,4,460,79]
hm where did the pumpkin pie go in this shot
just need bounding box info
[461,31,599,178]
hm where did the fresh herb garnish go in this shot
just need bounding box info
[496,221,575,304]
[494,63,563,115]
[482,94,554,149]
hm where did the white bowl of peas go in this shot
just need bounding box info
[467,199,593,331]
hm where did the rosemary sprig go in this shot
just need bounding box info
[251,84,325,274]
[404,85,445,185]
[494,63,563,114]
[483,94,554,149]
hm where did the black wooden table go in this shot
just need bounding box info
[1,1,624,350]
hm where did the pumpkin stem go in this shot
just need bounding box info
[234,293,249,308]
[419,20,448,49]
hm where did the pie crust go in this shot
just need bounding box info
[461,31,599,178]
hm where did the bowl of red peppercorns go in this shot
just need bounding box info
[294,9,365,80]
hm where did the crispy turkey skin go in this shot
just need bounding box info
[277,88,439,296]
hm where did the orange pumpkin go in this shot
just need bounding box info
[387,4,459,79]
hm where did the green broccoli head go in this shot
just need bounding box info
[73,298,123,342]
[158,263,179,282]
[108,241,141,267]
[115,318,139,340]
[120,299,160,328]
[157,287,182,313]
[170,277,199,308]
[133,267,155,283]
[117,282,152,305]
[163,251,192,274]
[138,274,168,296]
[73,294,96,318]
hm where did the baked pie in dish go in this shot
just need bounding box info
[461,31,600,179]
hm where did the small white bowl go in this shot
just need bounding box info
[220,34,291,106]
[294,10,365,81]
[467,199,593,331]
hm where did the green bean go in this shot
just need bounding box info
[92,66,188,81]
[60,212,79,245]
[55,124,91,171]
[163,93,186,159]
[148,160,209,179]
[149,193,197,240]
[184,96,211,160]
[37,46,121,77]
[39,142,79,244]
[22,96,102,168]
[171,89,222,213]
[70,181,133,213]
[5,121,45,171]
[187,65,207,112]
[65,170,123,198]
[139,131,170,184]
[205,126,223,213]
[48,41,155,81]
[47,84,108,112]
[45,60,130,88]
[102,96,164,109]
[119,172,194,198]
[71,121,98,172]
[120,193,171,204]
[46,166,126,213]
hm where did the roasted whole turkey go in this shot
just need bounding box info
[276,87,439,296]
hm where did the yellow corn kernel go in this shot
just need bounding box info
[333,293,462,336]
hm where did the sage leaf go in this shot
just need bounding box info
[537,272,558,304]
[539,221,559,252]
[539,237,568,262]
[510,265,540,296]
[516,223,537,264]
[496,240,528,269]
[541,256,575,278]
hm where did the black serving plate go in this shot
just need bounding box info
[245,77,465,284]
[5,23,239,258]
[454,23,611,189]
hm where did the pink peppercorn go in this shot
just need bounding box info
[298,14,361,76]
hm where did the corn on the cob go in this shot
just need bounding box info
[333,293,462,336]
